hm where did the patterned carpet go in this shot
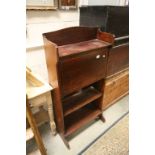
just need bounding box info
[81,114,129,155]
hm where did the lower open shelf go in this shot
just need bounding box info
[64,104,101,137]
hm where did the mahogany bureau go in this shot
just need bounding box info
[43,27,114,148]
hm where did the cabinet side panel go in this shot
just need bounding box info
[43,36,65,134]
[43,37,58,88]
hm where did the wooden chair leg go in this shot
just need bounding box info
[26,100,47,155]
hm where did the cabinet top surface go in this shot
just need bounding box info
[58,39,110,57]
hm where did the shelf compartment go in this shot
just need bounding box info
[64,104,101,137]
[63,87,102,116]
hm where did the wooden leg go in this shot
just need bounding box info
[26,100,47,155]
[60,134,70,149]
[46,92,57,135]
[99,114,106,123]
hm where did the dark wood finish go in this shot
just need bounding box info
[60,133,70,149]
[43,27,98,46]
[59,0,77,10]
[63,87,102,116]
[97,30,115,44]
[43,27,114,148]
[26,99,47,155]
[58,39,111,58]
[79,6,129,76]
[107,44,129,76]
[99,114,106,123]
[80,6,129,38]
[61,0,75,5]
[64,104,101,137]
[93,79,106,110]
[59,48,108,96]
[51,88,65,134]
[114,36,129,46]
[43,36,65,134]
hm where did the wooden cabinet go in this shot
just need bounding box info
[107,43,129,76]
[102,69,129,110]
[43,27,114,148]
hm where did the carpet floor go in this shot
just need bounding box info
[81,114,129,155]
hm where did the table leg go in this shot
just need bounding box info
[46,92,57,135]
[26,100,47,155]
